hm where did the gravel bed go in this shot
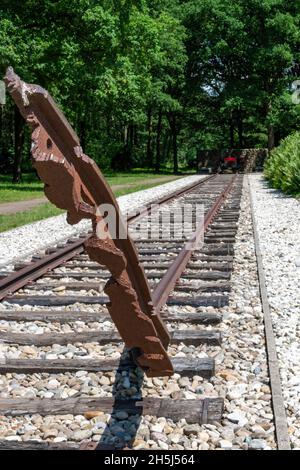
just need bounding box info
[0,175,205,268]
[249,174,300,449]
[0,342,123,361]
[0,319,114,334]
[0,339,212,362]
[0,302,107,313]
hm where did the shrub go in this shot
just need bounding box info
[264,132,300,196]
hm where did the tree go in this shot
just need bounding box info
[0,0,300,179]
[182,0,300,152]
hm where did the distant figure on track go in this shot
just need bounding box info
[220,155,238,173]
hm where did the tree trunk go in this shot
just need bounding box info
[0,105,3,153]
[274,130,280,147]
[268,125,275,151]
[12,104,25,183]
[124,125,128,146]
[169,116,178,174]
[130,124,135,148]
[162,132,170,161]
[146,107,153,167]
[128,123,134,157]
[106,111,112,139]
[79,119,86,150]
[238,115,243,148]
[172,132,178,174]
[133,124,138,146]
[265,101,275,151]
[229,119,234,148]
[172,123,178,175]
[155,109,162,173]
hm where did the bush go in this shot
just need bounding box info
[264,132,300,196]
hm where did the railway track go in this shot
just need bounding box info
[0,174,216,300]
[0,174,244,450]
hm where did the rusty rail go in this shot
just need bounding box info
[0,239,85,300]
[152,175,237,310]
[126,174,216,223]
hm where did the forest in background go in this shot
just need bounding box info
[0,0,300,181]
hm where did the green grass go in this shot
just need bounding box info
[0,203,63,232]
[0,171,181,204]
[0,174,184,233]
[106,173,179,187]
[0,174,43,203]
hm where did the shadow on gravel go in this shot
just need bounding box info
[96,348,144,450]
[260,179,298,200]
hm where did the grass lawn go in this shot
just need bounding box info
[0,173,184,232]
[0,171,180,203]
[0,174,43,203]
[0,203,64,232]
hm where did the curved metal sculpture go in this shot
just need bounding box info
[5,67,173,377]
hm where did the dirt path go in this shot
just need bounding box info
[0,176,181,215]
[0,197,48,215]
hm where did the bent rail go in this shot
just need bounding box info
[4,67,173,377]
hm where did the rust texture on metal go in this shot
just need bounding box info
[0,240,85,300]
[4,67,172,377]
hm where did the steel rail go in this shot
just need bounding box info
[152,175,237,310]
[249,176,290,451]
[0,240,85,301]
[126,173,216,223]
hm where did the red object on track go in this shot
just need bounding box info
[224,156,237,164]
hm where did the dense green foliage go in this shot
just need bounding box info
[0,0,300,180]
[264,132,300,195]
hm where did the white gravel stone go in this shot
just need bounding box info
[227,412,248,427]
[5,436,22,441]
[46,379,60,390]
[249,174,300,449]
[248,439,267,450]
[219,439,233,449]
[151,423,165,433]
[73,429,93,441]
